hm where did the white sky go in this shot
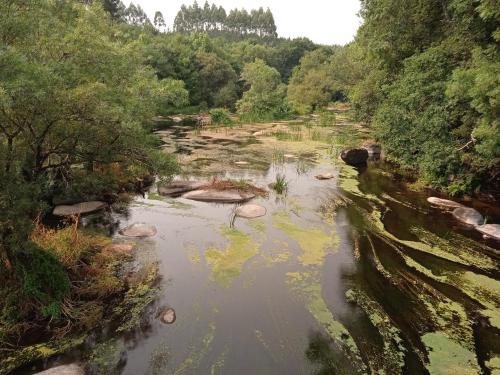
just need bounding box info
[123,0,362,45]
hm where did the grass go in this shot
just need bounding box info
[273,174,288,194]
[273,130,303,142]
[272,148,285,164]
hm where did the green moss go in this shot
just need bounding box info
[272,211,337,266]
[422,332,480,375]
[87,339,125,375]
[204,226,259,287]
[485,356,500,375]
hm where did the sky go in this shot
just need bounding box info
[122,0,362,46]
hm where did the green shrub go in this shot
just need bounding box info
[209,108,234,126]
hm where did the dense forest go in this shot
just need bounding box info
[0,0,498,372]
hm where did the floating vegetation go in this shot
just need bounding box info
[345,289,406,374]
[148,340,170,375]
[204,226,259,287]
[318,194,352,223]
[210,347,228,375]
[272,211,336,266]
[174,323,216,375]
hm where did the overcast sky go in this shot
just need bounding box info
[122,0,362,45]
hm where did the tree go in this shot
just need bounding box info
[237,59,289,120]
[154,11,166,30]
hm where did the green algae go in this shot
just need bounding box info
[174,323,216,375]
[421,332,480,375]
[272,211,337,267]
[338,164,384,204]
[286,271,366,372]
[204,226,259,287]
[0,336,86,375]
[210,347,228,375]
[87,339,125,375]
[248,219,266,233]
[485,355,500,375]
[148,340,170,375]
[345,289,406,374]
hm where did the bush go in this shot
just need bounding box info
[209,108,234,126]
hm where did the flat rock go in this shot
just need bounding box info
[35,364,85,375]
[427,197,465,209]
[159,308,176,324]
[236,204,267,219]
[315,173,334,180]
[234,161,249,166]
[158,181,205,197]
[53,201,107,216]
[119,223,157,237]
[284,154,297,159]
[104,243,135,255]
[452,207,484,226]
[476,224,500,241]
[182,189,255,203]
[340,148,369,166]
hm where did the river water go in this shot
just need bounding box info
[29,112,500,374]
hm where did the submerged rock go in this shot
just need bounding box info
[452,207,484,226]
[315,173,334,180]
[53,201,107,216]
[158,181,205,197]
[35,364,85,375]
[182,189,255,203]
[236,204,267,219]
[104,243,135,255]
[476,224,500,241]
[340,148,369,166]
[119,223,157,237]
[159,308,176,324]
[427,197,464,210]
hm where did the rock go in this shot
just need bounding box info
[53,201,107,216]
[363,143,382,156]
[158,181,205,197]
[340,148,369,166]
[159,308,176,324]
[104,243,135,255]
[476,224,500,241]
[235,204,267,219]
[427,197,465,210]
[234,161,249,166]
[172,116,183,123]
[452,207,484,226]
[35,364,85,375]
[284,154,297,159]
[119,223,157,237]
[315,173,334,180]
[182,189,255,203]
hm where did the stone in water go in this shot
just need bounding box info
[452,207,483,226]
[476,224,500,241]
[235,204,267,219]
[53,201,107,216]
[119,223,157,237]
[427,197,464,209]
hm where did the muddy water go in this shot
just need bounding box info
[87,115,500,374]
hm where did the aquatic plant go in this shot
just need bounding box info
[209,108,234,126]
[273,174,288,194]
[273,130,303,142]
[203,178,268,197]
[272,148,285,164]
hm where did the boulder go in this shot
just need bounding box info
[119,223,157,238]
[158,181,205,197]
[315,173,334,180]
[235,204,267,219]
[476,224,500,241]
[159,308,176,324]
[427,197,465,210]
[452,207,484,226]
[35,364,85,375]
[53,201,107,216]
[182,189,255,203]
[340,149,369,166]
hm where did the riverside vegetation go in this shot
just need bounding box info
[0,0,499,374]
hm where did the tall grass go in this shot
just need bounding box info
[273,174,288,194]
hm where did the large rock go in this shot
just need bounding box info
[159,308,176,324]
[476,224,500,241]
[235,204,267,219]
[452,207,484,226]
[340,148,369,166]
[315,173,334,180]
[182,189,255,203]
[158,181,205,197]
[119,223,157,237]
[35,364,85,375]
[427,197,465,210]
[53,201,107,216]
